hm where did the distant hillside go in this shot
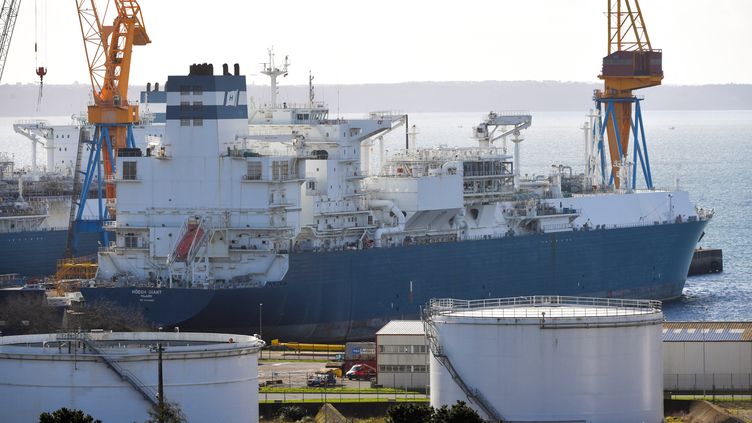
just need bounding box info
[1,81,751,116]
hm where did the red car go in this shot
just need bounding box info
[345,364,376,381]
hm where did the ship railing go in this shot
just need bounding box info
[25,195,71,203]
[570,186,675,198]
[427,296,662,318]
[256,102,326,110]
[13,119,50,127]
[368,110,405,119]
[489,110,532,117]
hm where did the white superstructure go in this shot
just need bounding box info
[94,55,709,290]
[0,331,264,423]
[424,296,665,423]
[96,59,408,286]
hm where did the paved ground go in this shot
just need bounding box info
[259,359,375,389]
[258,354,429,402]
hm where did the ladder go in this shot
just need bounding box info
[65,127,88,256]
[423,312,502,422]
[76,332,158,406]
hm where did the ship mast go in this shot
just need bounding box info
[260,48,289,108]
[308,70,314,108]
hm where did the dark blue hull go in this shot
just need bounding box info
[0,230,101,277]
[81,220,707,342]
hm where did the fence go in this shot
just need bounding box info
[665,373,752,396]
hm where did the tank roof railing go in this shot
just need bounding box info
[428,295,662,317]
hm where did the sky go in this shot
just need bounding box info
[2,0,751,87]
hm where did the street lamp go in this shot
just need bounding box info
[259,303,263,340]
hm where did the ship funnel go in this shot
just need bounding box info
[223,63,230,76]
[234,63,240,76]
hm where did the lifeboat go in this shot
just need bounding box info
[175,223,204,261]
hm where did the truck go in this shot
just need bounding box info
[306,369,338,387]
[345,363,377,381]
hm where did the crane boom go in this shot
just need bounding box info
[76,0,150,121]
[0,0,21,83]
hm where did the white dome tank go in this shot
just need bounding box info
[0,332,264,423]
[425,296,663,423]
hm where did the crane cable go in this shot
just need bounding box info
[34,0,47,109]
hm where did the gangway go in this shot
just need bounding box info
[422,309,502,422]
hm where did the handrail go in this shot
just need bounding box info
[427,295,662,317]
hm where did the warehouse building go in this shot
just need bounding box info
[376,320,429,391]
[663,322,752,394]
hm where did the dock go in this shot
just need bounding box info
[688,248,723,276]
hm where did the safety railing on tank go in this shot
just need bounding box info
[427,296,662,318]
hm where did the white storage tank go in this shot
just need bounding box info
[0,331,264,423]
[425,296,664,423]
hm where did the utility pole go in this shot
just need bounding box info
[157,343,165,423]
[259,303,263,339]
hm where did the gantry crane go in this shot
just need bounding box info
[594,0,662,189]
[68,0,149,252]
[0,0,21,83]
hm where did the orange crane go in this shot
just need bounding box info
[67,0,149,254]
[596,0,661,188]
[75,0,150,204]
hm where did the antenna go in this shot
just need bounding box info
[259,47,289,108]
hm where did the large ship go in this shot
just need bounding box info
[81,58,710,342]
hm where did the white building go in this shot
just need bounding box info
[376,320,429,391]
[663,322,752,393]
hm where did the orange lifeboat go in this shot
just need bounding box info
[175,223,204,261]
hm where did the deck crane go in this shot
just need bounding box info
[0,0,21,83]
[594,0,662,189]
[68,0,149,252]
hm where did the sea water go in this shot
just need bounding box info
[1,110,750,321]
